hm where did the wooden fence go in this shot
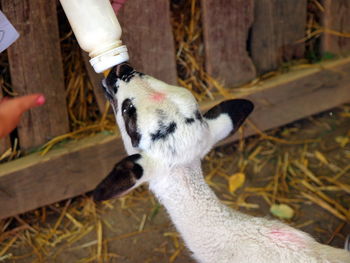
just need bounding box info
[0,0,350,219]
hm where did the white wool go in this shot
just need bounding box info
[108,72,350,263]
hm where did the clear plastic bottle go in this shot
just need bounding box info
[60,0,129,73]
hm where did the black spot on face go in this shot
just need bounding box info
[102,78,118,111]
[116,63,134,78]
[117,63,136,82]
[102,63,145,103]
[151,121,177,141]
[122,99,141,147]
[93,154,143,201]
[185,110,202,124]
[103,69,119,101]
[185,117,195,124]
[195,110,203,121]
[115,63,145,83]
[155,109,167,120]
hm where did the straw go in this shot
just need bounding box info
[0,1,349,261]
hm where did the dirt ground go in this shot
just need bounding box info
[1,105,350,263]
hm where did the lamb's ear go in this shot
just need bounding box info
[93,154,145,202]
[204,99,254,144]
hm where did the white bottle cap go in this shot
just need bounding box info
[89,45,129,73]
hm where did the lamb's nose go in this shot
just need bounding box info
[115,62,135,80]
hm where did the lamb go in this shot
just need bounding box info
[93,63,350,263]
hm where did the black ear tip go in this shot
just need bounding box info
[240,99,254,114]
[204,99,254,120]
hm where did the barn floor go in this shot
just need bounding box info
[1,105,350,263]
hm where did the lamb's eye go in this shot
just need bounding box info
[122,99,136,117]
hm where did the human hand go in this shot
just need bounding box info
[111,0,127,14]
[0,94,45,138]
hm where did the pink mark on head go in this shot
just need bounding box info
[150,92,166,102]
[268,229,306,247]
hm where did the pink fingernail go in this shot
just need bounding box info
[36,95,45,105]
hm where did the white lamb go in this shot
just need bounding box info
[93,63,350,263]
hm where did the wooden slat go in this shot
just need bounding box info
[215,57,350,143]
[0,126,11,158]
[0,90,11,156]
[117,0,178,85]
[0,133,124,219]
[322,0,350,55]
[1,0,69,150]
[0,57,350,219]
[201,0,256,87]
[0,137,11,157]
[81,52,106,113]
[250,0,307,74]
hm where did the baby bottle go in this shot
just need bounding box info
[59,0,128,73]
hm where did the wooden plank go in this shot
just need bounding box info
[0,133,124,219]
[0,137,11,158]
[0,118,11,158]
[0,57,350,219]
[0,88,11,156]
[211,56,350,143]
[201,0,256,87]
[250,0,307,75]
[322,0,350,55]
[117,0,178,85]
[1,0,69,150]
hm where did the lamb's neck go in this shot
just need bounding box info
[149,160,247,234]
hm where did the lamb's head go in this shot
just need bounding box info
[93,63,254,201]
[103,62,213,163]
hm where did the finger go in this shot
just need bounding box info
[111,0,127,14]
[0,101,21,138]
[14,94,45,113]
[0,97,10,104]
[0,94,45,138]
